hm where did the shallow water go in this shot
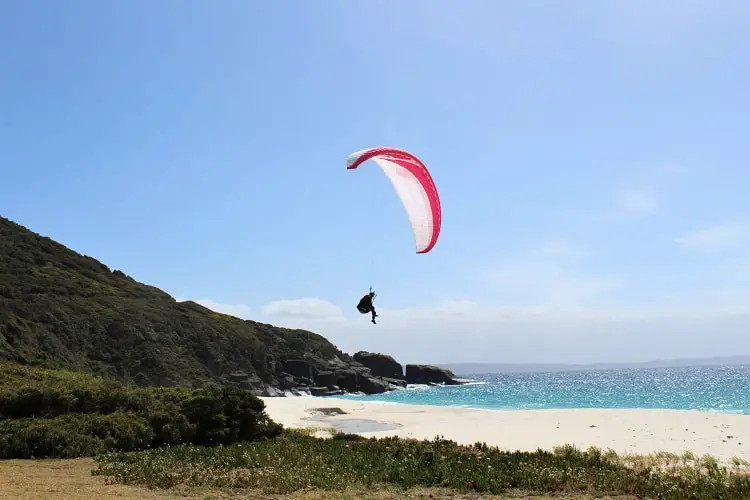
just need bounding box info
[337,365,750,414]
[327,418,403,433]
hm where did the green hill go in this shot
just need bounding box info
[0,216,393,395]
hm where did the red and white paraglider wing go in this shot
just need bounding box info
[347,147,441,254]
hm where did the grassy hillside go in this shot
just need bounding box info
[0,216,345,390]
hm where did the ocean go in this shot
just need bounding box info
[336,365,750,414]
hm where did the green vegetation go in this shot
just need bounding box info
[0,215,344,389]
[7,363,749,499]
[0,362,282,459]
[92,430,750,499]
[2,216,749,499]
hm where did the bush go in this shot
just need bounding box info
[0,411,153,458]
[92,431,750,499]
[0,363,128,419]
[0,363,283,458]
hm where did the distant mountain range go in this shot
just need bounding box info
[442,355,750,375]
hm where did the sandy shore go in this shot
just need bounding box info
[261,397,750,463]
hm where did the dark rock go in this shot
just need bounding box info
[261,352,400,397]
[283,354,329,379]
[358,376,389,394]
[228,370,251,383]
[225,371,263,390]
[330,369,359,393]
[238,378,263,390]
[310,366,391,395]
[308,407,348,416]
[310,386,330,396]
[251,353,278,376]
[315,370,337,387]
[354,351,404,379]
[327,355,349,370]
[277,372,296,390]
[283,359,314,379]
[405,364,463,385]
[262,385,284,397]
[350,365,374,377]
[383,377,407,388]
[309,386,345,396]
[266,354,277,373]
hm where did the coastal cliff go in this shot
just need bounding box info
[0,216,462,396]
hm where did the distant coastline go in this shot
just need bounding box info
[439,355,750,375]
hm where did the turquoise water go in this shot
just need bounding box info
[337,365,750,414]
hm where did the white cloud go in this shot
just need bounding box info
[614,188,659,215]
[176,291,750,366]
[175,297,252,319]
[674,223,747,252]
[261,298,345,323]
[259,298,750,366]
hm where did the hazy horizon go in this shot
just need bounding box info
[440,354,750,374]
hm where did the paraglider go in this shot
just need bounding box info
[347,147,441,324]
[346,147,441,254]
[356,288,378,324]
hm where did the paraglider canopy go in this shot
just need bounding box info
[347,147,441,254]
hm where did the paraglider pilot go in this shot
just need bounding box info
[357,289,378,324]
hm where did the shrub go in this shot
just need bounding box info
[0,411,153,458]
[0,364,282,458]
[92,431,750,499]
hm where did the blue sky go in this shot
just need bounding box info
[3,0,750,364]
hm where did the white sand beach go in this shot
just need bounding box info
[261,397,750,464]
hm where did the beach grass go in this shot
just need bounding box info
[0,458,638,500]
[92,428,750,500]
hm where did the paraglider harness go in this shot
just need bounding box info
[357,288,376,315]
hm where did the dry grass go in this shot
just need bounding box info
[0,459,636,500]
[610,448,750,475]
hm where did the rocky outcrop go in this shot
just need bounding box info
[225,353,465,397]
[264,353,396,395]
[383,377,407,388]
[405,364,464,385]
[218,350,407,397]
[353,351,404,379]
[215,333,462,397]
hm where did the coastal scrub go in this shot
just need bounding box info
[92,429,750,499]
[0,363,282,459]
